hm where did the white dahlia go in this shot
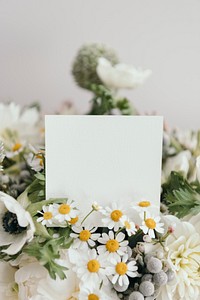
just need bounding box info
[158,215,200,300]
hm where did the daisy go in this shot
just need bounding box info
[54,201,77,223]
[100,203,125,231]
[132,199,157,213]
[106,254,138,287]
[37,205,55,226]
[6,141,25,158]
[120,215,136,236]
[73,249,107,285]
[79,286,107,300]
[70,225,100,249]
[27,152,44,172]
[140,212,164,238]
[97,231,128,260]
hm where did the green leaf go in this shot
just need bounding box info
[162,171,200,218]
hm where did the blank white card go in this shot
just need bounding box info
[45,116,163,225]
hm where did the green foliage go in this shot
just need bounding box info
[24,230,73,280]
[162,172,200,218]
[88,84,134,115]
[27,172,45,203]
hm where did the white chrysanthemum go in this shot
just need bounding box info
[96,57,152,90]
[72,248,107,286]
[140,212,164,239]
[70,225,100,249]
[0,192,35,255]
[120,216,136,236]
[100,203,125,231]
[0,261,17,300]
[158,215,200,300]
[106,254,138,287]
[54,201,77,223]
[97,231,128,260]
[37,205,55,226]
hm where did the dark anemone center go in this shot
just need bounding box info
[2,211,27,234]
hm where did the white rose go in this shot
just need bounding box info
[96,57,152,90]
[0,261,17,300]
[162,150,191,181]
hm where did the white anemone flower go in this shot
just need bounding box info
[73,248,107,286]
[120,216,136,236]
[0,192,35,255]
[140,212,164,239]
[100,203,125,231]
[96,57,152,90]
[97,231,128,260]
[106,254,138,287]
[157,215,200,300]
[70,225,100,249]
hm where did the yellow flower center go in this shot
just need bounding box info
[59,204,71,215]
[87,259,100,273]
[138,201,151,207]
[69,216,79,224]
[43,212,53,220]
[88,294,99,300]
[115,262,128,275]
[106,239,119,252]
[111,210,123,222]
[145,218,156,229]
[12,143,22,152]
[124,221,131,229]
[79,230,91,241]
[36,154,44,166]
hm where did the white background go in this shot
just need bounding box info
[0,0,200,129]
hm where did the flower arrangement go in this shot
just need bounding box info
[0,43,200,300]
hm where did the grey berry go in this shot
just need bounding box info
[141,274,153,282]
[139,281,154,297]
[144,253,154,264]
[153,270,168,286]
[166,269,175,282]
[146,257,162,273]
[129,291,144,300]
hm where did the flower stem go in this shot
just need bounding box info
[81,208,95,225]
